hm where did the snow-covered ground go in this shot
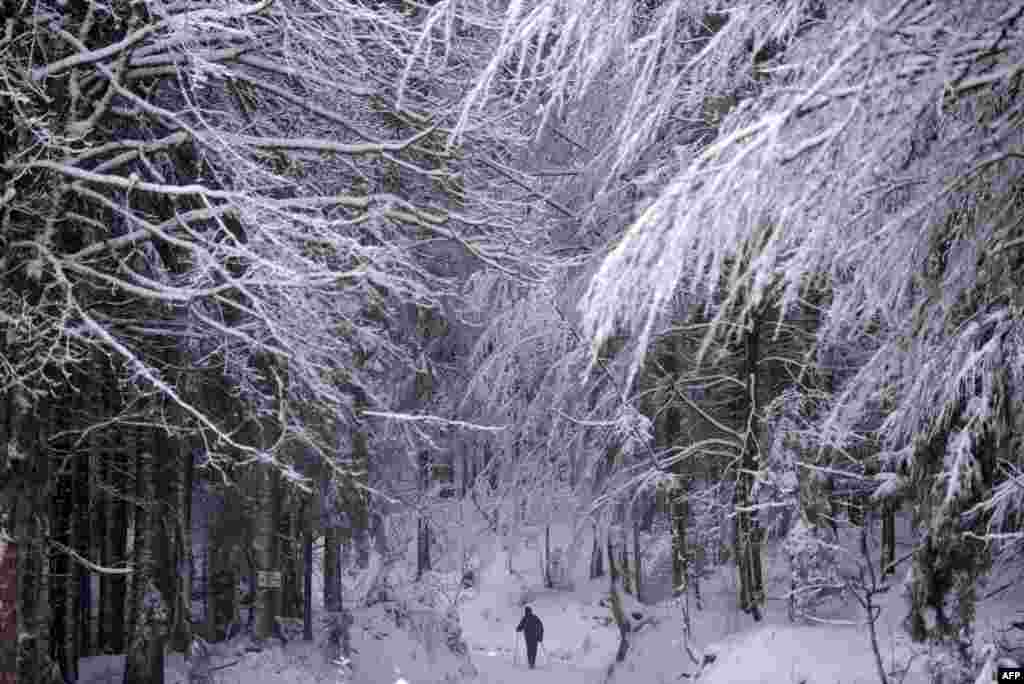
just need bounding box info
[77,510,1024,684]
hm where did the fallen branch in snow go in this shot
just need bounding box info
[798,614,861,627]
[207,660,241,673]
[981,580,1016,601]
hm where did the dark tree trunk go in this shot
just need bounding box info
[607,537,617,585]
[153,440,175,651]
[323,521,350,663]
[54,454,73,681]
[663,384,691,603]
[123,583,167,684]
[102,385,128,655]
[279,500,300,619]
[633,520,642,603]
[0,529,16,684]
[166,430,194,653]
[303,511,313,642]
[324,527,340,613]
[620,525,632,595]
[253,462,282,642]
[17,486,60,684]
[12,394,62,684]
[639,500,656,533]
[206,536,237,643]
[45,397,74,682]
[122,427,141,644]
[589,523,603,579]
[415,451,431,580]
[124,449,167,684]
[881,502,896,577]
[544,526,552,589]
[671,491,688,598]
[733,312,764,622]
[352,429,371,570]
[607,551,631,663]
[90,428,106,654]
[416,517,432,579]
[74,439,91,662]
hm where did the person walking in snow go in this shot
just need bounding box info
[515,606,544,669]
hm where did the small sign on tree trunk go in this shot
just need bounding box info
[257,571,282,589]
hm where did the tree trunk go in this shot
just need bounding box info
[607,537,617,586]
[324,527,339,613]
[252,463,281,642]
[122,426,140,644]
[57,448,76,682]
[279,499,301,619]
[74,439,91,663]
[89,431,105,655]
[323,520,350,664]
[203,542,211,641]
[11,393,62,684]
[243,544,257,634]
[589,522,603,579]
[620,524,632,595]
[544,526,552,589]
[607,551,631,663]
[17,490,58,684]
[671,490,688,598]
[303,512,313,642]
[352,430,371,570]
[633,520,642,603]
[734,311,764,622]
[103,449,128,654]
[101,385,128,655]
[751,521,764,603]
[416,519,430,577]
[416,452,431,580]
[0,528,16,684]
[123,582,167,684]
[153,433,183,654]
[881,503,895,578]
[205,535,237,643]
[693,522,705,610]
[124,450,167,684]
[177,442,194,652]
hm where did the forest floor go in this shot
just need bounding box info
[469,648,594,684]
[76,512,1024,684]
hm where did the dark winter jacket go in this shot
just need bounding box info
[516,607,543,643]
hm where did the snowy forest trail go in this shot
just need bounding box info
[468,650,598,684]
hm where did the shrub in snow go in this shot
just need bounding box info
[274,616,305,644]
[548,546,568,588]
[322,611,354,664]
[442,607,469,658]
[783,515,847,621]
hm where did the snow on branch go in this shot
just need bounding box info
[362,411,508,432]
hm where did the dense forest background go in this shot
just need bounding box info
[1,1,1022,683]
